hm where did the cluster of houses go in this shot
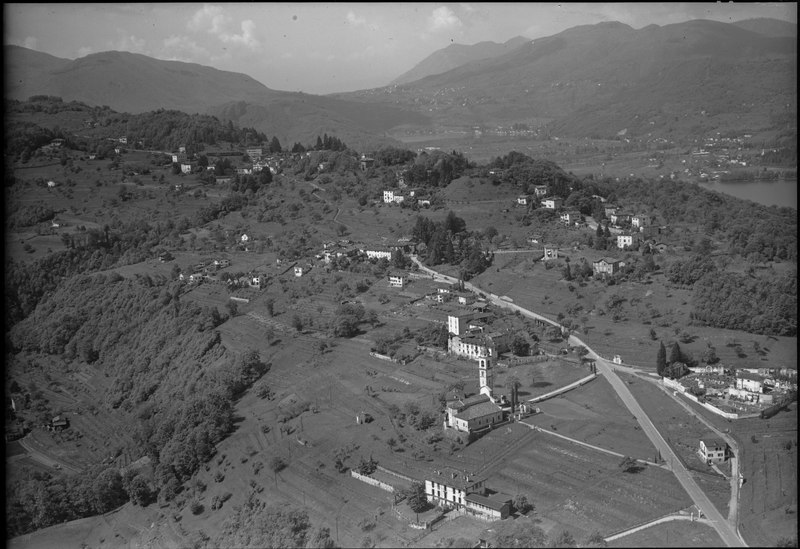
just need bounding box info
[170,145,285,179]
[600,204,666,250]
[671,364,797,407]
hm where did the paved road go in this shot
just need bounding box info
[409,256,747,547]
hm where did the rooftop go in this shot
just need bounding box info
[455,400,502,421]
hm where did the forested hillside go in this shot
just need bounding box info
[6,273,269,536]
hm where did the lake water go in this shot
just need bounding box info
[697,179,797,210]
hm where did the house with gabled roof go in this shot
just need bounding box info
[592,257,622,276]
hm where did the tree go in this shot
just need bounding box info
[291,314,303,332]
[270,456,287,473]
[618,456,642,474]
[406,482,430,513]
[511,335,530,356]
[93,468,128,513]
[669,342,684,364]
[513,494,534,514]
[656,341,667,377]
[269,136,282,153]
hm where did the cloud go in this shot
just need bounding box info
[428,6,462,32]
[111,33,147,54]
[188,4,228,34]
[346,10,367,27]
[162,35,209,62]
[187,5,261,51]
[22,36,38,50]
[219,19,261,50]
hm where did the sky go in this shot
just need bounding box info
[4,3,797,95]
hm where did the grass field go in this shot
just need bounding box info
[523,375,657,461]
[487,432,691,542]
[617,372,731,518]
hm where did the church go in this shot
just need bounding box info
[444,350,504,433]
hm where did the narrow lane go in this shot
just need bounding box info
[409,256,746,547]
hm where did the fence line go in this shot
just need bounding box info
[350,470,395,493]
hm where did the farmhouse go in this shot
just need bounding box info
[610,212,632,226]
[541,197,563,210]
[294,266,304,277]
[542,246,558,261]
[517,195,531,206]
[592,257,622,276]
[631,214,652,229]
[465,492,513,520]
[699,438,728,464]
[383,190,396,203]
[425,469,512,520]
[616,233,639,249]
[47,180,59,188]
[560,210,581,226]
[362,246,392,261]
[425,471,485,509]
[180,163,193,174]
[603,205,617,216]
[387,272,406,288]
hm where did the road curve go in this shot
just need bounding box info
[409,256,746,547]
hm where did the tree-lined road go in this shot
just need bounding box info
[410,256,746,547]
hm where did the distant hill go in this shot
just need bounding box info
[732,17,797,38]
[4,46,429,149]
[337,19,797,140]
[390,36,529,85]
